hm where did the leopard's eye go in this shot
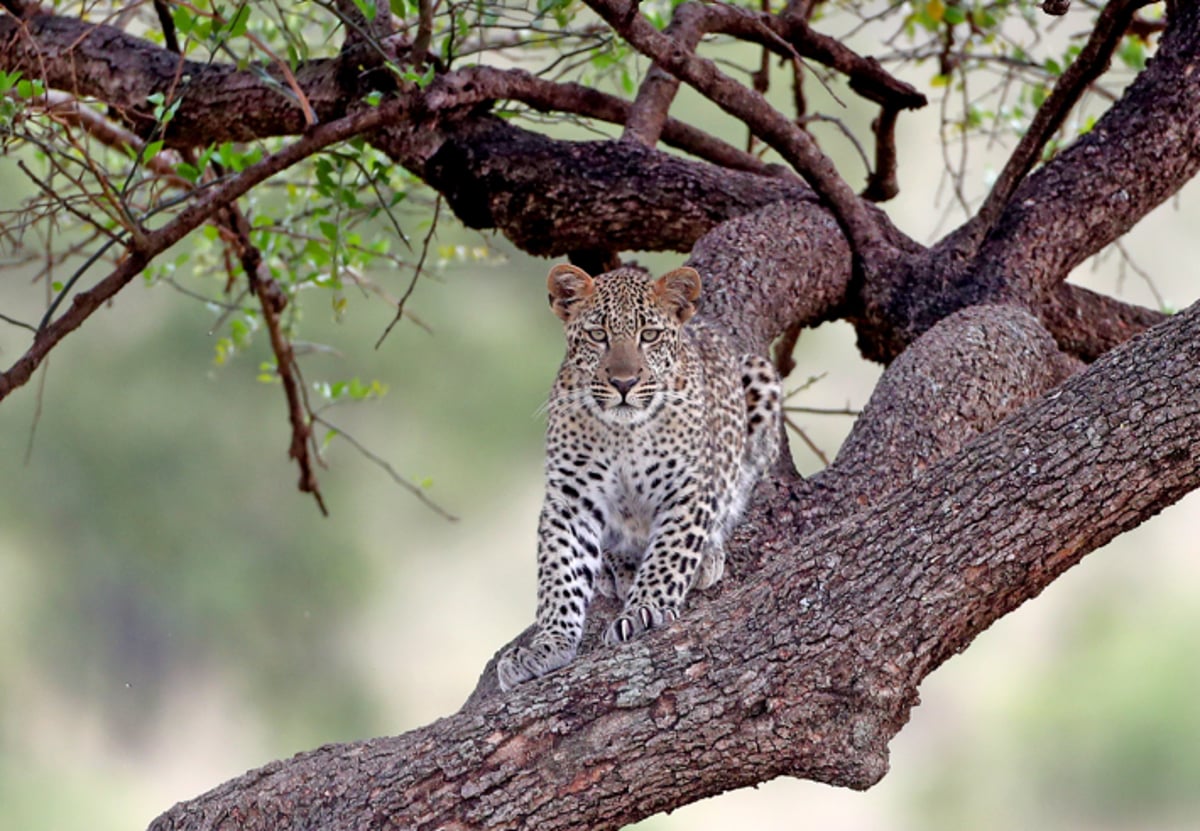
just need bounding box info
[585,327,608,343]
[640,328,662,344]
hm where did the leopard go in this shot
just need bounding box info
[496,263,782,691]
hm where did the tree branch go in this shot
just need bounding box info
[411,116,819,257]
[622,1,926,149]
[0,97,411,403]
[1037,282,1167,360]
[957,0,1200,299]
[582,0,900,262]
[147,296,1200,831]
[962,0,1156,249]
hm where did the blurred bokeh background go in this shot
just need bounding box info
[3,17,1200,831]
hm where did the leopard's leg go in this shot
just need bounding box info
[604,497,710,644]
[498,486,604,690]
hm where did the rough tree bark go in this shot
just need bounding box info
[1,1,1197,828]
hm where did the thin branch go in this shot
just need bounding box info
[861,105,899,202]
[0,95,413,403]
[312,413,458,521]
[412,0,434,66]
[152,0,181,54]
[375,195,440,349]
[786,404,860,416]
[225,200,329,514]
[963,0,1155,247]
[0,312,37,332]
[783,412,830,465]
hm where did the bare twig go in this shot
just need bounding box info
[0,313,37,332]
[376,195,441,349]
[312,413,458,521]
[783,412,830,465]
[785,404,860,416]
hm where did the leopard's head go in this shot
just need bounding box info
[548,264,700,425]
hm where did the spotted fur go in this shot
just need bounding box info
[496,265,782,690]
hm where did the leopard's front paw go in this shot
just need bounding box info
[496,640,576,691]
[603,604,679,645]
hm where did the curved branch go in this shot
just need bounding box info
[148,296,1200,831]
[410,116,819,257]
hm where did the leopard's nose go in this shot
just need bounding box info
[610,376,637,397]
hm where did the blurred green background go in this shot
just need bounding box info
[3,48,1200,831]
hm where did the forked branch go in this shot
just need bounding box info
[584,0,899,262]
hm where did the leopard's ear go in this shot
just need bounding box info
[547,264,596,322]
[653,267,702,324]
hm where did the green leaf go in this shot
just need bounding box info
[1118,37,1146,71]
[225,5,252,38]
[0,70,21,94]
[943,6,966,25]
[16,78,44,99]
[352,0,378,21]
[172,6,194,36]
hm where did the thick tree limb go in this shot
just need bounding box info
[413,117,818,257]
[0,13,362,141]
[147,296,1200,831]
